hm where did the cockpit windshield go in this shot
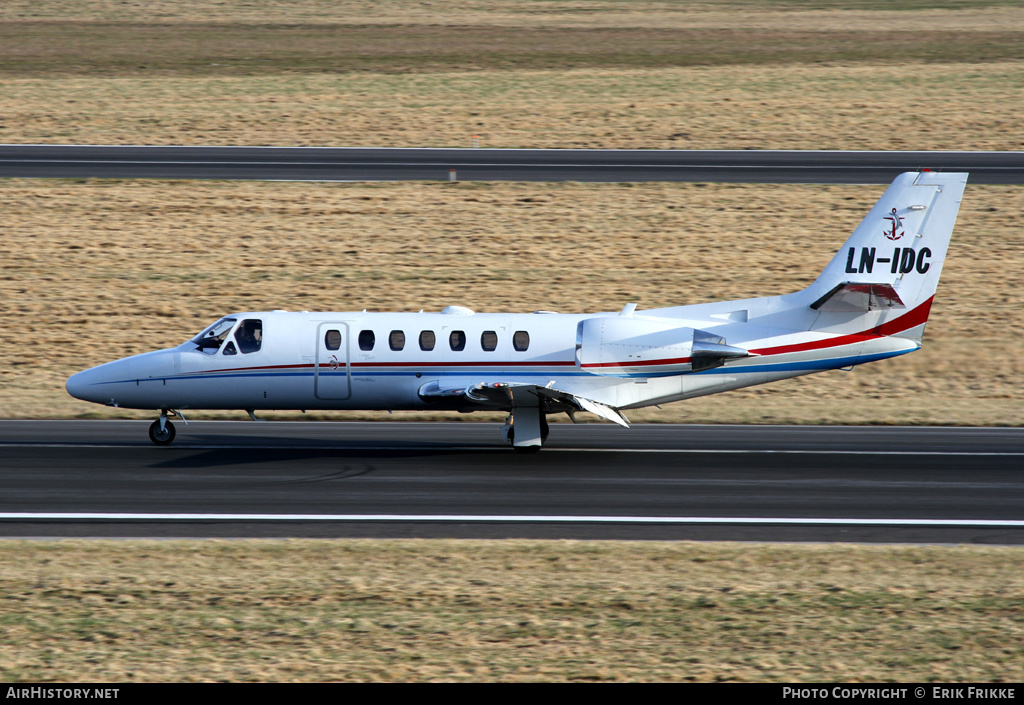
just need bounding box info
[190,317,237,352]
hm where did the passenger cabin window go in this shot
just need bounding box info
[191,317,236,353]
[449,330,466,351]
[389,330,406,351]
[419,330,435,351]
[481,330,498,352]
[513,330,530,351]
[324,329,342,351]
[235,319,263,354]
[358,330,375,351]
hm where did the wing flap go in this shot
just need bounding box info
[562,393,630,427]
[418,380,629,427]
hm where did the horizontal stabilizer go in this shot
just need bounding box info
[810,282,906,313]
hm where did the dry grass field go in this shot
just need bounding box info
[1,540,1022,682]
[1,0,1023,684]
[0,1,1022,150]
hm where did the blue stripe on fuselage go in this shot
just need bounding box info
[85,347,911,387]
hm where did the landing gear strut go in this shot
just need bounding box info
[148,409,183,446]
[502,409,550,453]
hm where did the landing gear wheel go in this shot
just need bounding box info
[149,419,176,446]
[504,408,546,452]
[509,418,549,444]
[512,417,548,452]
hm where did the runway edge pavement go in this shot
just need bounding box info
[1,421,1023,543]
[2,146,1023,183]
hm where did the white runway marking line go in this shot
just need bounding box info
[2,513,1024,527]
[2,442,1023,456]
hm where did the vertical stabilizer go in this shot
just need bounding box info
[801,171,967,341]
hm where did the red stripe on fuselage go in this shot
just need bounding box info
[582,296,934,369]
[752,295,933,356]
[873,295,932,336]
[580,355,692,370]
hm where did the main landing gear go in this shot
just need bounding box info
[148,409,184,446]
[502,409,550,453]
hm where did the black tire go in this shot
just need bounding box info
[513,444,542,454]
[149,419,176,446]
[506,417,547,451]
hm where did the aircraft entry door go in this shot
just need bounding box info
[315,322,351,400]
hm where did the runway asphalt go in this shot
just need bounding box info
[2,421,1022,543]
[2,146,1023,183]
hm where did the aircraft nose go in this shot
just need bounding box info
[66,366,105,403]
[66,359,132,405]
[66,370,83,399]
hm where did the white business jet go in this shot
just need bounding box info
[67,171,966,451]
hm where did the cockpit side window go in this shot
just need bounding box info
[191,317,237,354]
[235,319,263,354]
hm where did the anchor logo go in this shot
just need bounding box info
[883,208,905,241]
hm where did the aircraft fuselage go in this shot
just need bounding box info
[66,305,917,415]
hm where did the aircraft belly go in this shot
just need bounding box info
[172,375,266,409]
[116,370,309,410]
[605,376,684,409]
[348,375,425,410]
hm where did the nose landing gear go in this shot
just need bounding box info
[148,409,185,446]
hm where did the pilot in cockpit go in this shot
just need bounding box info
[236,319,263,354]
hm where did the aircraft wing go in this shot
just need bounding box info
[418,380,630,427]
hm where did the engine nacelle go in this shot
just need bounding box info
[575,316,751,376]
